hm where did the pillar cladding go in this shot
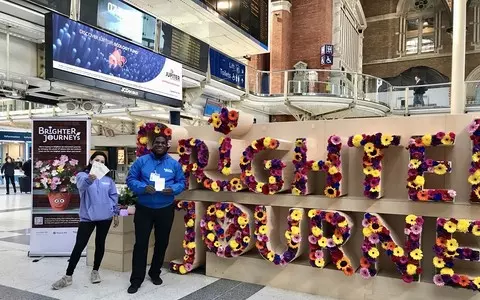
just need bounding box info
[290,0,333,69]
[270,1,293,94]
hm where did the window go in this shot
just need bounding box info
[404,15,436,55]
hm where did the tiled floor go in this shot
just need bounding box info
[0,193,333,300]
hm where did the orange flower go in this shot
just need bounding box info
[325,212,334,223]
[344,266,354,276]
[459,275,470,287]
[203,180,211,189]
[386,242,396,251]
[436,238,447,247]
[417,190,429,201]
[360,257,370,268]
[256,241,264,249]
[269,139,279,149]
[228,110,239,121]
[164,127,172,136]
[309,252,317,261]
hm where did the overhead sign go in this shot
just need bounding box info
[197,0,269,49]
[27,0,71,15]
[209,48,245,89]
[0,131,31,142]
[159,22,209,73]
[45,12,183,106]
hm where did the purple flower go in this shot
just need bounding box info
[330,135,342,145]
[399,256,408,264]
[368,234,380,244]
[326,239,335,248]
[362,219,370,227]
[291,235,301,243]
[468,121,480,134]
[360,267,371,279]
[433,274,445,286]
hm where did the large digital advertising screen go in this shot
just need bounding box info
[45,12,183,106]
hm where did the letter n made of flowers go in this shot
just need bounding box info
[254,206,305,265]
[292,136,346,198]
[407,132,456,202]
[308,209,356,276]
[201,202,254,258]
[170,201,206,275]
[433,218,480,290]
[361,213,424,283]
[349,133,401,199]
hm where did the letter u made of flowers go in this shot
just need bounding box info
[240,137,291,195]
[254,206,305,265]
[308,210,356,276]
[201,202,254,258]
[468,119,480,203]
[170,201,206,275]
[348,133,401,199]
[361,213,424,283]
[291,136,346,198]
[433,218,480,290]
[407,132,456,202]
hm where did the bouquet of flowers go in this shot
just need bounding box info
[33,155,80,193]
[208,108,239,135]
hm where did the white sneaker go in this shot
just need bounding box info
[91,270,101,284]
[52,275,72,290]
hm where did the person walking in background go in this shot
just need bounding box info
[126,131,185,294]
[1,157,16,194]
[51,152,119,290]
[22,159,31,179]
[413,75,427,106]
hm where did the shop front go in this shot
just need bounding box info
[0,130,32,185]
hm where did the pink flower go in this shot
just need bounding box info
[69,159,79,166]
[326,239,335,248]
[315,250,324,259]
[368,234,380,244]
[291,235,301,243]
[362,219,370,227]
[404,228,411,235]
[468,121,480,134]
[433,274,445,286]
[35,161,43,168]
[279,260,287,266]
[359,268,371,279]
[184,263,193,271]
[448,190,457,198]
[50,183,57,190]
[410,224,422,235]
[436,218,446,226]
[60,155,68,162]
[52,160,60,167]
[330,135,342,145]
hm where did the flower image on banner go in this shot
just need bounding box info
[348,133,401,199]
[201,202,254,257]
[406,132,456,202]
[433,218,480,290]
[292,136,344,197]
[240,137,286,195]
[208,107,239,135]
[467,119,480,203]
[255,206,305,265]
[170,201,205,275]
[361,213,424,283]
[308,209,355,276]
[136,122,172,157]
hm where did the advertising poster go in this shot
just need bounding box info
[46,12,182,102]
[29,119,90,257]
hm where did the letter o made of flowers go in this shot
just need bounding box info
[201,202,254,257]
[255,206,305,265]
[170,201,205,275]
[308,209,354,275]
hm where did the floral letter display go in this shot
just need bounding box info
[348,133,401,199]
[433,218,480,290]
[308,210,356,276]
[135,122,174,157]
[254,206,305,265]
[170,201,206,275]
[201,202,254,258]
[468,119,480,203]
[361,214,424,283]
[292,136,346,197]
[208,107,254,136]
[240,137,292,195]
[406,132,456,202]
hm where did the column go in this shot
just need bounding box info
[451,0,467,114]
[270,0,292,94]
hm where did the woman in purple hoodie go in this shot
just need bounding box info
[52,151,119,290]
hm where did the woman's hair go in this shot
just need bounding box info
[83,151,111,177]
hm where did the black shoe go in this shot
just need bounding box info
[150,276,163,285]
[127,284,139,294]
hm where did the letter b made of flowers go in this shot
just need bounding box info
[407,132,456,202]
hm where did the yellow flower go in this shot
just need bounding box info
[189,139,196,146]
[363,227,373,237]
[211,113,220,121]
[457,219,470,233]
[446,239,459,252]
[211,181,221,192]
[370,170,381,178]
[238,216,248,226]
[291,226,300,235]
[268,176,276,184]
[328,167,338,175]
[214,241,221,247]
[440,268,454,276]
[207,221,215,230]
[192,163,198,171]
[263,137,272,148]
[251,141,258,149]
[57,166,64,173]
[259,225,268,235]
[318,237,328,247]
[267,251,275,261]
[154,126,161,134]
[292,188,301,196]
[295,139,304,147]
[255,183,264,193]
[473,225,480,236]
[324,187,338,198]
[311,226,322,237]
[312,161,320,171]
[441,135,454,145]
[421,134,432,146]
[207,233,215,242]
[363,166,373,175]
[245,170,253,177]
[139,136,148,145]
[243,236,250,244]
[409,159,421,169]
[473,277,480,288]
[333,235,343,245]
[338,220,348,228]
[393,247,404,257]
[229,239,239,249]
[469,175,480,185]
[433,257,445,268]
[368,248,380,258]
[308,209,317,218]
[444,221,457,233]
[381,134,393,146]
[222,167,231,176]
[406,264,417,275]
[315,258,325,268]
[410,249,423,260]
[186,219,194,227]
[434,164,447,175]
[290,210,302,221]
[364,142,375,153]
[265,160,272,169]
[352,134,363,147]
[215,209,225,219]
[405,215,417,225]
[179,265,187,274]
[413,176,425,187]
[187,242,196,249]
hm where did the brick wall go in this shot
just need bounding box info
[270,9,292,93]
[360,0,397,18]
[363,19,399,62]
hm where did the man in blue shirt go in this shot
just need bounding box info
[126,134,185,294]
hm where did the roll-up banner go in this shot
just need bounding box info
[29,118,91,257]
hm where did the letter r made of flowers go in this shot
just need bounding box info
[170,201,205,275]
[292,136,344,198]
[433,218,480,290]
[361,213,424,283]
[407,132,456,202]
[348,133,401,199]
